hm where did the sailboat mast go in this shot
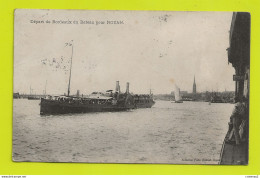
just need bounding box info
[67,42,73,96]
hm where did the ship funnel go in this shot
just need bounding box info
[126,82,129,94]
[115,81,120,93]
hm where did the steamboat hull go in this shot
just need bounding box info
[40,98,134,115]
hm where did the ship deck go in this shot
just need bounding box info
[219,136,248,165]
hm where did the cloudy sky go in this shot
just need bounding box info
[14,10,234,95]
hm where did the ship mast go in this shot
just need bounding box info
[67,40,73,96]
[149,84,153,95]
[44,80,47,96]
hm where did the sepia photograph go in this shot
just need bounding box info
[13,9,250,164]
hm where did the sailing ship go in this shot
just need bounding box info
[28,86,40,100]
[173,85,183,103]
[40,41,154,115]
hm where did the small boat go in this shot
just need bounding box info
[173,85,183,103]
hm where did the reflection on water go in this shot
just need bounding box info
[13,99,233,164]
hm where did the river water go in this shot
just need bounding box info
[13,99,233,164]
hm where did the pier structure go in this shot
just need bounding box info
[219,12,250,165]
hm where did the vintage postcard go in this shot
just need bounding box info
[13,9,250,164]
